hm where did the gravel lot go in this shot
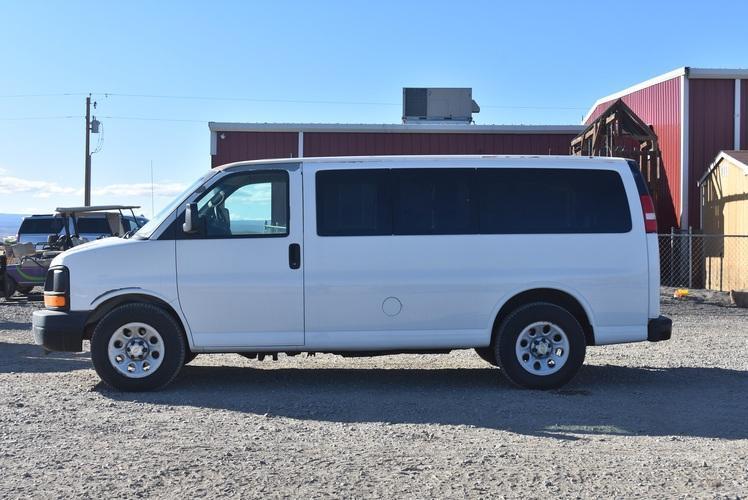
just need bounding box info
[1,290,747,498]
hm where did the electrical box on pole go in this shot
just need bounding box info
[83,96,102,206]
[84,96,91,206]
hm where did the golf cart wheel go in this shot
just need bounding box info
[91,303,186,391]
[2,276,17,299]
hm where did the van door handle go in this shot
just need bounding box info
[289,243,301,269]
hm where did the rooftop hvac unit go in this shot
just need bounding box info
[402,88,480,123]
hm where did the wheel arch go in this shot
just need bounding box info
[84,293,191,346]
[490,287,596,346]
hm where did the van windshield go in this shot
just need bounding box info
[133,170,217,240]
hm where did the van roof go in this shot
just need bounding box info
[216,154,628,171]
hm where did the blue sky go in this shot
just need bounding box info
[1,0,747,216]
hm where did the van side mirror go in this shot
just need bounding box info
[182,203,199,234]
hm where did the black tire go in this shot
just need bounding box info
[2,276,17,299]
[184,351,198,365]
[494,302,586,390]
[16,285,34,295]
[474,347,498,366]
[91,303,186,391]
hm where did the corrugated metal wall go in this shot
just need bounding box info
[211,131,298,167]
[212,130,577,167]
[303,132,575,157]
[585,77,681,231]
[688,79,736,228]
[741,79,748,149]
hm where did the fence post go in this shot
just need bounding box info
[688,226,693,289]
[670,228,674,287]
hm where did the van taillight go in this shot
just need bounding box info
[640,195,657,233]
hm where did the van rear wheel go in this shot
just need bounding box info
[91,303,186,391]
[494,302,585,390]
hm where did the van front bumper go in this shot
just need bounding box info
[32,309,89,352]
[647,315,672,342]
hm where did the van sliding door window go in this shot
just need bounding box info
[392,169,476,235]
[477,168,631,234]
[316,169,392,236]
[194,171,289,238]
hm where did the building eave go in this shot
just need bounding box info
[688,68,748,79]
[582,67,687,124]
[582,66,748,124]
[208,122,584,135]
[697,151,748,186]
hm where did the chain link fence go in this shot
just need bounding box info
[659,232,748,291]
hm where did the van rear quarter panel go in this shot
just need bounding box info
[302,158,650,348]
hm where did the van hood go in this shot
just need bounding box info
[51,237,139,267]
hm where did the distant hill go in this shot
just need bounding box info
[0,213,28,239]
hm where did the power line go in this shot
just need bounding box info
[0,93,88,98]
[97,93,589,110]
[0,115,201,122]
[482,104,587,110]
[0,115,83,121]
[101,115,206,123]
[97,92,400,107]
[0,91,588,110]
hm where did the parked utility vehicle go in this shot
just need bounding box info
[3,206,145,298]
[17,208,146,247]
[33,156,671,391]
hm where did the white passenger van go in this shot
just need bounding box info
[33,156,671,391]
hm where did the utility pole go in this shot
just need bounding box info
[150,160,155,218]
[84,95,92,206]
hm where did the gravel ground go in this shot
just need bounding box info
[1,290,747,499]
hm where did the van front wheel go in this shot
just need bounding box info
[495,302,585,390]
[474,347,498,366]
[91,303,186,391]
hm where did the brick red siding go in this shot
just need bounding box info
[585,77,682,230]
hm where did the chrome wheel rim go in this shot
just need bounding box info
[515,321,569,376]
[108,322,165,378]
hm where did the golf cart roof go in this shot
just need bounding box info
[54,205,140,215]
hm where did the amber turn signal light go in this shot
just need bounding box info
[44,294,66,308]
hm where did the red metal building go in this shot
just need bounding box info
[584,67,748,230]
[209,122,582,167]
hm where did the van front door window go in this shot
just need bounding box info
[195,171,289,238]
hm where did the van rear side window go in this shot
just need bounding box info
[478,168,631,234]
[316,167,631,236]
